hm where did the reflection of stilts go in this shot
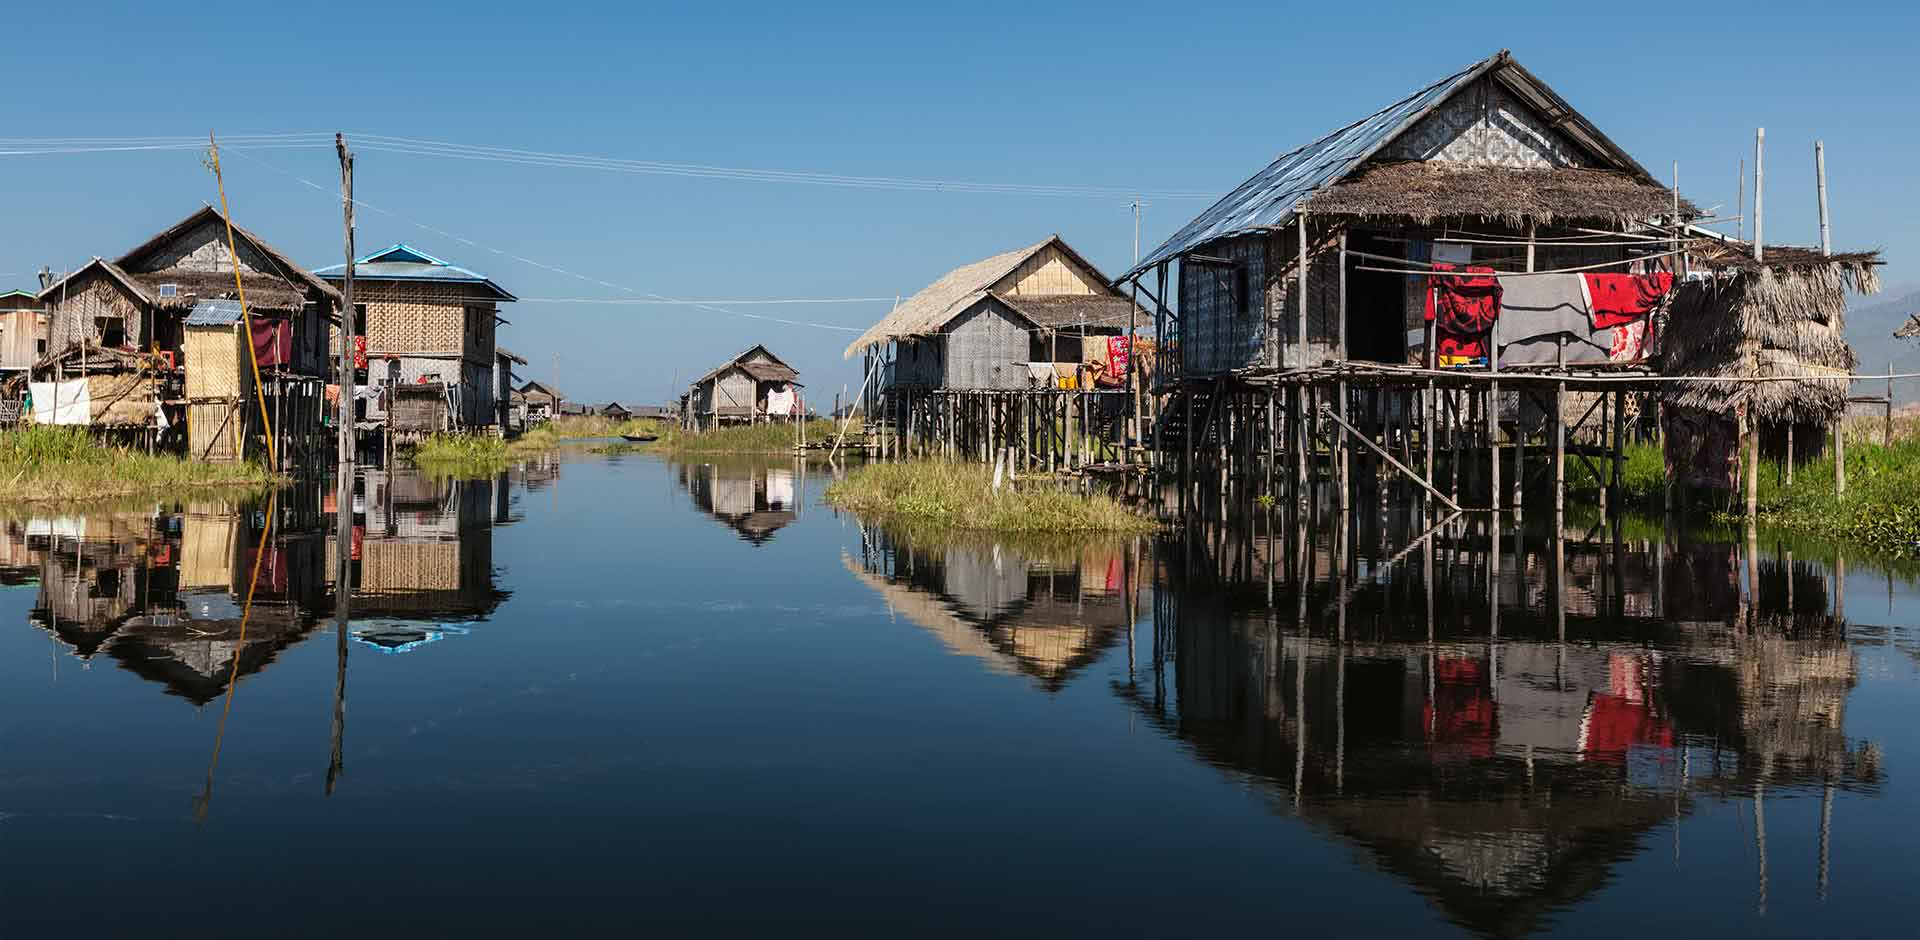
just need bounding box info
[194,490,279,824]
[1818,779,1834,901]
[327,468,353,797]
[1758,775,1766,913]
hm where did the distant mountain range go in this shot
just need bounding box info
[1846,283,1920,403]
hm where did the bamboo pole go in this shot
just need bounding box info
[1754,128,1766,262]
[207,133,276,468]
[1816,141,1831,255]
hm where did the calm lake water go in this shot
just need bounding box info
[3,450,1918,936]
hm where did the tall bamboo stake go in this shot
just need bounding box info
[208,133,276,468]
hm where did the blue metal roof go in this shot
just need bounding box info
[313,243,517,301]
[185,298,245,325]
[1127,54,1498,278]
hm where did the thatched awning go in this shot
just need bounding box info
[129,269,308,312]
[994,293,1140,331]
[1660,251,1881,424]
[1300,161,1693,229]
[738,360,799,383]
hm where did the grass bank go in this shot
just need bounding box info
[665,419,846,454]
[409,415,671,474]
[0,425,272,503]
[825,460,1155,534]
[1562,425,1920,554]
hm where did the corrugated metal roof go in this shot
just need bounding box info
[1127,54,1498,278]
[185,298,245,325]
[313,243,516,301]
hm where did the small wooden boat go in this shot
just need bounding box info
[620,433,659,443]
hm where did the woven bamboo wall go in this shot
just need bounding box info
[86,373,158,427]
[361,540,461,593]
[340,282,492,358]
[48,276,143,351]
[179,511,237,588]
[184,324,249,400]
[188,401,246,462]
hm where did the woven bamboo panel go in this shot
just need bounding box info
[86,373,157,427]
[999,244,1100,296]
[179,512,237,588]
[360,540,460,593]
[188,401,245,462]
[184,325,248,400]
[346,283,476,353]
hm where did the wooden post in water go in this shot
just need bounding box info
[1553,381,1566,537]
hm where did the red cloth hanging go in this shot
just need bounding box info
[1427,263,1502,360]
[248,315,293,368]
[1583,271,1673,328]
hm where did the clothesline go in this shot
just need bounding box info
[1279,362,1920,385]
[1350,248,1685,278]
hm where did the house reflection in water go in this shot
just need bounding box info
[677,461,800,545]
[13,487,330,703]
[846,523,1142,691]
[7,467,520,698]
[329,469,512,653]
[1126,510,1881,937]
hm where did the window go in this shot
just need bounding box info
[95,315,126,348]
[354,303,368,334]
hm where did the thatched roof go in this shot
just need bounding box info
[738,360,799,383]
[1661,252,1880,423]
[688,344,799,389]
[133,269,307,311]
[843,235,1132,356]
[996,293,1140,331]
[1300,161,1692,228]
[1897,314,1920,339]
[117,205,342,306]
[843,239,1048,357]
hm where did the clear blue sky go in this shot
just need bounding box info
[3,1,1914,404]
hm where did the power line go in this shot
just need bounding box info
[0,131,1215,200]
[224,147,872,334]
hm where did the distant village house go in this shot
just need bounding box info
[682,345,801,430]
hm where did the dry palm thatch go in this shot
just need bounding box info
[1898,314,1920,340]
[1300,161,1694,229]
[1660,251,1880,424]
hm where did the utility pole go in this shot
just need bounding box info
[336,134,356,467]
[330,132,355,796]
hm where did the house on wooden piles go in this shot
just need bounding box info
[33,206,339,460]
[495,346,527,433]
[683,344,801,429]
[519,380,563,424]
[0,289,47,374]
[314,244,516,438]
[844,235,1139,394]
[1118,49,1880,498]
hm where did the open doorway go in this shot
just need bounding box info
[1344,231,1409,363]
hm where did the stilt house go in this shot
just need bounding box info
[0,289,47,374]
[34,206,339,460]
[518,380,564,424]
[684,345,801,429]
[314,244,515,435]
[845,235,1138,391]
[1119,49,1880,501]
